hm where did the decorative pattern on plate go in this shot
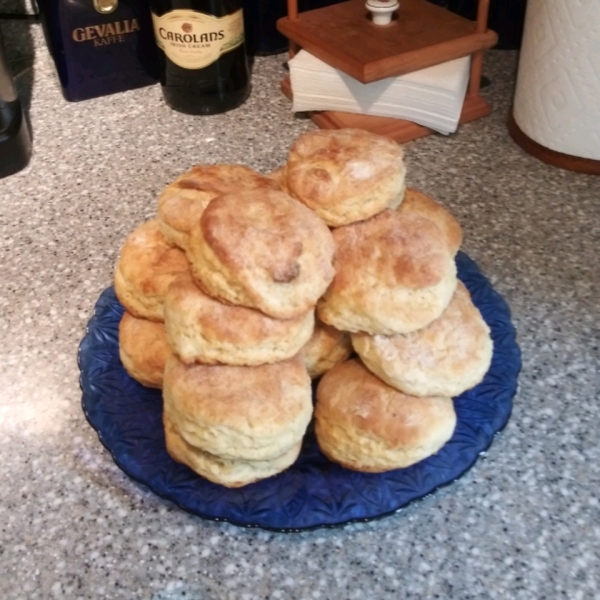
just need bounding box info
[79,252,521,531]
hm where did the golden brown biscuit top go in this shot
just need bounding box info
[166,272,313,344]
[158,191,213,235]
[317,359,451,446]
[398,189,463,255]
[164,355,311,432]
[331,210,450,290]
[171,164,280,196]
[199,189,335,285]
[286,129,404,207]
[117,220,189,290]
[158,164,280,233]
[397,281,486,356]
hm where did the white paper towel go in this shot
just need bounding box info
[513,0,600,160]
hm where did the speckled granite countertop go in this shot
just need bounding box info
[1,16,600,600]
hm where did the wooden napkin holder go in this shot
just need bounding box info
[276,0,498,143]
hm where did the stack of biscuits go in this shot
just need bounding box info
[115,164,343,487]
[114,128,493,487]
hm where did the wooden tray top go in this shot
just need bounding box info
[277,0,498,83]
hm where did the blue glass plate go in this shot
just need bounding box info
[79,252,520,531]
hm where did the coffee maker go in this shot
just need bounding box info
[0,27,31,179]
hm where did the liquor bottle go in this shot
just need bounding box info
[242,0,288,56]
[150,0,251,115]
[0,29,31,178]
[425,0,527,49]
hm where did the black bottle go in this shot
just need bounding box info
[0,29,31,179]
[242,0,288,56]
[150,0,251,115]
[425,0,527,49]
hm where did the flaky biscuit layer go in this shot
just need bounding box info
[114,220,189,321]
[118,312,173,388]
[315,360,456,472]
[164,412,302,488]
[164,272,315,366]
[163,355,313,462]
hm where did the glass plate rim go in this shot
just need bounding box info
[78,251,521,532]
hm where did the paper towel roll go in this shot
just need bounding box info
[513,0,600,161]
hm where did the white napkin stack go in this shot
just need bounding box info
[289,50,471,135]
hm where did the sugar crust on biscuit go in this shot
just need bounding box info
[352,281,493,397]
[317,210,457,335]
[188,189,335,319]
[285,129,406,227]
[114,220,189,321]
[158,164,280,251]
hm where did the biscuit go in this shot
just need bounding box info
[397,189,462,255]
[352,282,493,397]
[114,220,189,321]
[163,355,313,462]
[188,189,335,319]
[285,129,406,227]
[164,272,315,366]
[158,164,280,251]
[297,318,353,379]
[164,412,302,488]
[267,166,287,192]
[118,312,173,388]
[315,359,457,472]
[317,210,457,335]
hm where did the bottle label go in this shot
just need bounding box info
[71,19,141,46]
[151,9,244,70]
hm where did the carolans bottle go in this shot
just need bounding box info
[150,0,251,115]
